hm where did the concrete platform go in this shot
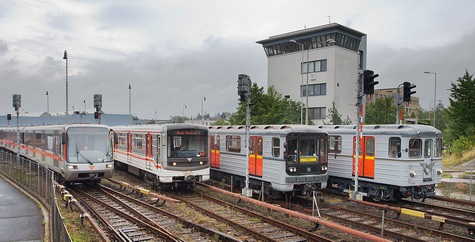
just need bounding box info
[0,175,44,242]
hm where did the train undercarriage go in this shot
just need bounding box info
[329,176,437,201]
[115,161,198,190]
[210,169,322,200]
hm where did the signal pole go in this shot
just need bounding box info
[238,74,252,197]
[13,94,21,163]
[353,70,379,200]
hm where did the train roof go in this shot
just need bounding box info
[209,124,328,135]
[0,124,110,132]
[111,123,208,132]
[317,124,442,138]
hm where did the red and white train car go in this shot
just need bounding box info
[112,124,209,189]
[318,124,443,201]
[209,125,329,198]
[0,124,114,183]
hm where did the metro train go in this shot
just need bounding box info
[111,124,210,189]
[318,124,443,201]
[0,124,115,183]
[208,125,329,198]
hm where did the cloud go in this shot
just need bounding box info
[0,39,8,54]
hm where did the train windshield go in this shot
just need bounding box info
[168,129,208,158]
[67,127,113,164]
[286,135,319,163]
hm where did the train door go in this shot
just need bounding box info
[352,136,375,178]
[210,134,220,168]
[249,136,263,177]
[145,134,152,170]
[422,139,434,181]
[127,132,132,163]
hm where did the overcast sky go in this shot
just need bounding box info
[1,0,474,120]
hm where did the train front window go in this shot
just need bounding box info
[67,127,113,164]
[435,138,443,158]
[409,138,422,158]
[424,139,433,158]
[168,129,208,158]
[286,136,318,163]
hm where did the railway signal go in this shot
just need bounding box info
[12,94,21,111]
[237,74,251,102]
[363,70,379,95]
[403,81,416,102]
[237,74,252,197]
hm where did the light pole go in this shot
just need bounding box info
[183,105,187,122]
[290,40,304,124]
[424,71,437,127]
[201,96,206,125]
[46,91,49,114]
[63,50,69,123]
[128,84,132,115]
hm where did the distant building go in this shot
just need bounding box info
[257,23,367,125]
[367,87,420,119]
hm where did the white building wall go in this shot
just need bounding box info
[268,46,359,125]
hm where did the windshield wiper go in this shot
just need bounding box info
[76,143,93,165]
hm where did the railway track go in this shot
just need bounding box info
[279,190,475,241]
[165,189,332,242]
[71,184,240,241]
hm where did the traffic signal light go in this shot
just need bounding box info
[7,114,11,121]
[403,82,416,102]
[363,70,379,94]
[94,94,102,110]
[94,112,100,120]
[237,74,251,102]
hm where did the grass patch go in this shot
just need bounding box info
[56,192,98,242]
[438,182,475,195]
[443,146,475,168]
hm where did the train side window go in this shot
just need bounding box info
[409,139,422,158]
[329,135,341,153]
[388,137,401,158]
[133,134,146,155]
[272,137,280,157]
[154,135,160,158]
[424,139,433,158]
[257,137,263,156]
[118,133,127,150]
[435,138,443,158]
[366,137,375,156]
[226,135,241,153]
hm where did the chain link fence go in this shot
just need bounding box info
[0,150,71,242]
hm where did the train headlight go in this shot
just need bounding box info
[321,165,328,171]
[199,161,203,165]
[172,162,177,166]
[106,164,114,169]
[409,171,416,177]
[67,165,78,170]
[288,167,297,172]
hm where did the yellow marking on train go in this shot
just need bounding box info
[401,208,425,218]
[300,157,317,162]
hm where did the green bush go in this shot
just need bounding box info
[451,135,475,156]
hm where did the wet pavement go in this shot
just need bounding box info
[0,175,44,242]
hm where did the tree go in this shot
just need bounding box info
[325,102,353,125]
[229,84,303,125]
[446,70,475,141]
[365,96,396,124]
